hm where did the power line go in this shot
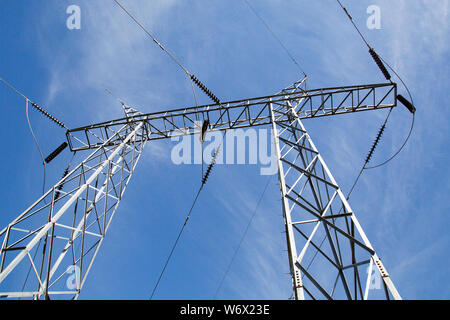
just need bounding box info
[335,0,371,48]
[112,0,220,106]
[335,0,392,82]
[149,145,222,299]
[149,185,203,300]
[334,0,416,169]
[111,1,228,298]
[365,115,414,170]
[364,56,415,169]
[0,76,73,200]
[334,3,413,155]
[25,100,47,197]
[302,2,417,280]
[112,0,190,75]
[213,175,272,299]
[243,0,307,77]
[0,77,68,129]
[1,76,76,300]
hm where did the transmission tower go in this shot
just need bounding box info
[0,76,403,299]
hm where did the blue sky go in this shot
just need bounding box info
[0,0,449,299]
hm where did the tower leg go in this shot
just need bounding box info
[0,121,147,299]
[270,98,401,300]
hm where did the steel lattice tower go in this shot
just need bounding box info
[0,77,402,299]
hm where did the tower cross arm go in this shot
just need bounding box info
[67,82,397,151]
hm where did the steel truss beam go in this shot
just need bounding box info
[66,81,397,151]
[0,114,147,299]
[269,88,401,299]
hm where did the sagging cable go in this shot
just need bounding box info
[364,57,416,170]
[25,100,47,198]
[335,0,416,169]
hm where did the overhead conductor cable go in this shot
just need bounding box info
[243,0,307,77]
[1,77,72,199]
[305,2,418,278]
[25,99,47,197]
[335,0,416,170]
[112,0,220,106]
[335,0,392,81]
[149,145,222,300]
[113,2,226,299]
[1,76,70,164]
[1,76,67,129]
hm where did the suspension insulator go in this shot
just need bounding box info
[202,163,214,185]
[45,142,68,164]
[397,94,416,114]
[190,74,221,105]
[369,48,391,81]
[201,145,221,185]
[30,102,66,128]
[200,119,210,143]
[365,124,386,164]
[54,166,70,201]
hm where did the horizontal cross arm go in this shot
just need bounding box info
[67,82,397,151]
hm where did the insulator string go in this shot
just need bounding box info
[149,142,223,299]
[112,0,221,105]
[0,76,67,129]
[299,3,417,283]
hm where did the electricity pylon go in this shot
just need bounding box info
[0,77,401,299]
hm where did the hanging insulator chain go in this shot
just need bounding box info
[190,74,221,105]
[202,145,221,185]
[200,119,210,143]
[369,48,391,81]
[45,142,68,164]
[202,163,214,185]
[365,123,386,165]
[30,101,66,129]
[54,166,70,201]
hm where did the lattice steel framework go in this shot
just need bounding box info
[269,81,400,299]
[0,106,147,299]
[0,78,401,299]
